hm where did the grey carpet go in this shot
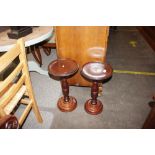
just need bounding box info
[19,27,155,129]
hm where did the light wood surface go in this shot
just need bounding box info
[0,26,53,52]
[56,26,109,86]
[0,26,53,77]
[0,39,43,126]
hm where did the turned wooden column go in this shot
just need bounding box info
[91,81,99,105]
[61,78,69,102]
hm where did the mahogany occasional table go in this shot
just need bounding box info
[81,62,113,115]
[48,59,79,112]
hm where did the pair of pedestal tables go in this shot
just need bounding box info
[48,58,113,115]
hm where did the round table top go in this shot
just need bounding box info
[48,59,79,77]
[0,26,53,52]
[81,62,113,81]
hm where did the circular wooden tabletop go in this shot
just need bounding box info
[81,62,113,81]
[0,26,53,52]
[48,59,79,77]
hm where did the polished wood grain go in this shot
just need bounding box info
[55,26,109,86]
[48,59,78,112]
[84,81,103,115]
[85,98,103,115]
[81,62,113,115]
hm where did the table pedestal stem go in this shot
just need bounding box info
[91,81,98,105]
[61,78,69,102]
[85,81,103,115]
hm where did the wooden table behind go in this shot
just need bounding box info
[55,26,109,86]
[0,26,52,51]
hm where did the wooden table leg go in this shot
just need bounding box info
[31,45,42,67]
[85,81,103,115]
[42,47,51,56]
[57,78,77,112]
[61,78,70,102]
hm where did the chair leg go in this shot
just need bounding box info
[32,100,43,123]
[24,78,43,123]
[31,45,42,67]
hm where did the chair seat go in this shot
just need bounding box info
[81,62,113,81]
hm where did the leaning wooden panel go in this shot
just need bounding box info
[55,26,109,86]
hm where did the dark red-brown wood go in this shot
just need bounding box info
[48,59,79,112]
[81,62,113,115]
[143,96,155,129]
[85,81,103,115]
[61,79,69,102]
[91,82,99,105]
[0,115,19,129]
[31,45,42,67]
[138,26,155,52]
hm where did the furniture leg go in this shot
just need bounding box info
[91,81,98,105]
[85,81,103,115]
[61,78,69,102]
[31,45,42,67]
[42,47,51,56]
[57,78,77,112]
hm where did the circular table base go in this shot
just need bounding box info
[84,99,103,115]
[57,96,77,112]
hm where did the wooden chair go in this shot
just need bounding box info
[0,38,43,127]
